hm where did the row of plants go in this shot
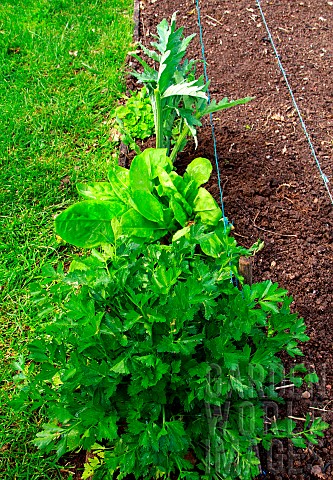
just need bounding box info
[13,13,328,480]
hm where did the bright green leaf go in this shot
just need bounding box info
[193,188,222,225]
[77,182,119,202]
[185,157,212,186]
[55,201,125,248]
[132,190,165,224]
[121,208,166,239]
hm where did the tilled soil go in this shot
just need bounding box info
[131,0,333,478]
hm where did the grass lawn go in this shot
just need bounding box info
[0,0,133,477]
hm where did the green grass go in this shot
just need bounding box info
[0,0,133,477]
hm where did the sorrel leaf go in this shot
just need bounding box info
[132,190,165,224]
[193,188,222,225]
[55,201,122,248]
[76,182,118,201]
[120,208,166,239]
[185,157,212,185]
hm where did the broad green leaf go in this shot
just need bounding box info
[130,153,153,192]
[121,208,166,239]
[170,197,187,227]
[132,190,165,224]
[55,201,125,248]
[185,157,212,186]
[77,182,119,202]
[157,168,178,195]
[157,169,193,216]
[108,166,131,205]
[199,233,223,258]
[152,265,181,294]
[172,225,191,242]
[193,188,222,225]
[130,148,170,192]
[169,171,185,191]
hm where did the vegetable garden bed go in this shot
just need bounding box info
[11,1,332,479]
[132,1,333,479]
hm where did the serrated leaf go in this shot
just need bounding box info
[162,80,207,99]
[96,414,118,441]
[33,423,64,450]
[290,376,303,387]
[200,96,253,117]
[304,372,319,384]
[291,436,307,448]
[258,300,279,313]
[291,363,307,373]
[111,358,129,374]
[139,43,161,62]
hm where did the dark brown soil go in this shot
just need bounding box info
[131,1,333,479]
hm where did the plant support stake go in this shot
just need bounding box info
[154,89,163,149]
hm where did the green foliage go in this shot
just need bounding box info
[13,226,328,479]
[55,148,221,247]
[131,13,253,161]
[112,87,155,153]
[7,9,328,480]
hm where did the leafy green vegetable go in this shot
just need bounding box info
[14,226,327,479]
[55,200,122,248]
[55,148,221,248]
[112,87,154,153]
